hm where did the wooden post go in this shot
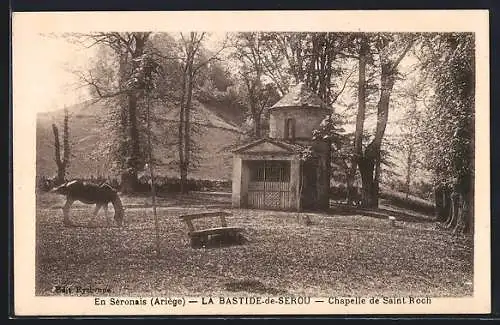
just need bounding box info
[220,214,228,227]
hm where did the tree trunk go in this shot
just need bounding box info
[349,36,368,206]
[434,185,442,220]
[179,33,197,194]
[446,190,460,229]
[121,170,137,194]
[373,154,381,207]
[251,34,263,139]
[178,74,186,194]
[453,174,474,235]
[128,92,141,167]
[358,156,377,208]
[358,63,395,208]
[444,186,452,223]
[120,33,148,194]
[298,162,304,212]
[63,107,70,168]
[466,176,474,234]
[253,111,262,138]
[437,177,473,235]
[434,184,450,222]
[443,186,453,225]
[356,38,414,209]
[405,145,413,200]
[145,90,161,257]
[182,69,194,194]
[52,124,66,185]
[345,166,357,205]
[120,92,141,194]
[453,193,466,234]
[463,195,473,234]
[56,165,66,185]
[118,58,130,172]
[322,142,332,209]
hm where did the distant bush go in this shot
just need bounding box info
[384,179,434,202]
[37,176,55,192]
[330,184,435,215]
[380,189,435,215]
[135,176,231,194]
[36,175,232,194]
[329,184,362,202]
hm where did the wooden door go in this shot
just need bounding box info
[247,160,292,210]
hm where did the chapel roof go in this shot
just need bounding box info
[270,82,330,110]
[231,137,307,154]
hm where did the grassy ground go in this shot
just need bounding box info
[36,192,473,297]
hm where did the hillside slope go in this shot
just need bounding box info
[36,99,244,181]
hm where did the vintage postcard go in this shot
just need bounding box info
[12,10,490,316]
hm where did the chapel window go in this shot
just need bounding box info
[284,118,296,142]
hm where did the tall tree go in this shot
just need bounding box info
[176,32,228,193]
[52,107,71,185]
[129,51,163,256]
[233,32,269,138]
[348,34,370,205]
[232,32,352,139]
[353,33,415,208]
[400,110,421,200]
[70,32,152,193]
[393,76,428,200]
[418,33,475,234]
[257,32,350,106]
[303,33,344,105]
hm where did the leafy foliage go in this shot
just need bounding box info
[416,33,475,234]
[418,33,475,187]
[312,113,347,149]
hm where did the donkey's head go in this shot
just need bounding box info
[50,180,78,195]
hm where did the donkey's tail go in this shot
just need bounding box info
[111,193,126,226]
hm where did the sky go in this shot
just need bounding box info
[29,32,228,113]
[26,34,97,112]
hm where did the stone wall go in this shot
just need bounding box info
[269,106,331,140]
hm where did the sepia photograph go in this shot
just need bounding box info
[12,10,490,316]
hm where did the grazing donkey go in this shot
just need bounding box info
[51,180,125,227]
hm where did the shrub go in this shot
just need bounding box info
[329,184,435,215]
[36,175,232,194]
[135,177,231,193]
[329,184,362,202]
[380,189,435,215]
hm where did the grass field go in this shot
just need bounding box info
[36,192,473,298]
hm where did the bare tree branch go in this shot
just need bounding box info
[391,37,416,71]
[71,69,127,99]
[193,35,229,74]
[331,66,356,104]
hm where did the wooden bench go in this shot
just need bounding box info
[179,211,244,248]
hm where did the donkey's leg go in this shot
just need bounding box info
[62,198,75,226]
[88,204,102,226]
[103,203,110,226]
